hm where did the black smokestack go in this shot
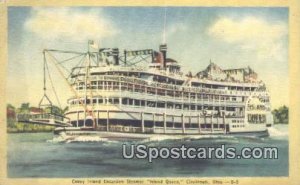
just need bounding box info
[112,48,119,65]
[159,44,167,69]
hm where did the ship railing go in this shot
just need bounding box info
[92,65,185,79]
[83,76,255,97]
[68,90,246,107]
[82,66,260,86]
[68,100,245,112]
[96,125,153,133]
[85,74,258,92]
[66,109,249,133]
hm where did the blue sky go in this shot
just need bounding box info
[7,7,288,108]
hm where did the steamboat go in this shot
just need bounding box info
[17,41,273,138]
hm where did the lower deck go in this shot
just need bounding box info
[64,103,271,135]
[54,127,269,139]
[71,119,228,134]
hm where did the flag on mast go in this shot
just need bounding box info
[88,40,98,50]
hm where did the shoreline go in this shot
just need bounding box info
[7,130,53,134]
[7,121,54,133]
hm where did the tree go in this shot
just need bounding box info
[19,103,30,113]
[7,104,16,118]
[7,104,15,110]
[272,105,288,124]
[62,106,69,114]
[7,104,16,128]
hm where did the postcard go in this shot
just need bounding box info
[1,1,300,185]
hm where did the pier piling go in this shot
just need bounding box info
[141,112,145,133]
[211,115,214,133]
[163,113,166,133]
[198,113,201,133]
[181,114,185,134]
[106,110,109,131]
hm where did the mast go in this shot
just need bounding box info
[83,41,91,127]
[38,50,53,113]
[160,7,168,69]
[43,50,46,93]
[124,50,127,66]
[42,50,49,113]
[83,54,88,127]
[84,41,97,128]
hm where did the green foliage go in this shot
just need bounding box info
[272,105,288,124]
[18,103,30,113]
[7,122,54,133]
[63,106,69,114]
[7,104,15,110]
[7,103,57,133]
[44,105,68,115]
[7,118,16,128]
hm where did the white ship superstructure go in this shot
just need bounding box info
[54,43,273,136]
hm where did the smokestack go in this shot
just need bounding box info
[112,48,119,65]
[159,44,167,69]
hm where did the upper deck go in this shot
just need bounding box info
[70,65,263,90]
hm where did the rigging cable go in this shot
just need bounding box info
[45,58,62,110]
[38,51,53,112]
[58,53,86,65]
[127,55,151,66]
[87,53,97,129]
[67,53,88,81]
[46,51,90,114]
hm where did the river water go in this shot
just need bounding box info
[7,125,288,177]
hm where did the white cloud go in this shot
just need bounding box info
[208,16,287,61]
[167,23,187,36]
[208,16,288,108]
[208,16,286,43]
[25,8,118,42]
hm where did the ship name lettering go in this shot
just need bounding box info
[213,180,223,184]
[165,179,181,184]
[186,180,209,184]
[103,179,125,184]
[147,179,163,184]
[127,179,144,184]
[72,179,85,184]
[87,179,102,184]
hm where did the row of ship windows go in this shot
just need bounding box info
[77,74,258,91]
[102,73,253,90]
[248,114,266,123]
[76,81,257,100]
[232,120,244,123]
[77,87,246,103]
[69,98,241,111]
[232,125,245,128]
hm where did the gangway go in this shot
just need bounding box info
[17,113,72,127]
